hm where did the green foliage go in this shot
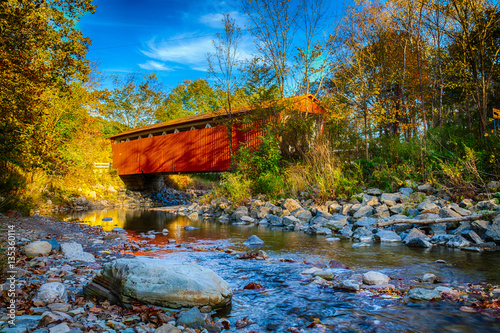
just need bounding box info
[101,72,166,131]
[219,173,252,205]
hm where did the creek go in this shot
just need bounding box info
[57,208,500,332]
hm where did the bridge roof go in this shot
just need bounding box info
[109,94,323,140]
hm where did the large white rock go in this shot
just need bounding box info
[61,242,95,262]
[33,282,68,306]
[362,271,389,285]
[95,258,232,309]
[22,241,52,257]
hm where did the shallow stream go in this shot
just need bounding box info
[57,208,500,332]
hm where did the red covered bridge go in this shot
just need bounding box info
[110,94,325,190]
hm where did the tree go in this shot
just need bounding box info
[0,0,95,169]
[102,72,166,131]
[207,13,244,164]
[159,78,222,121]
[242,0,298,99]
[445,0,500,137]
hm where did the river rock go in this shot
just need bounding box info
[283,215,300,226]
[240,216,255,224]
[40,311,73,327]
[374,204,390,218]
[381,193,401,205]
[155,324,181,333]
[352,227,373,242]
[340,225,353,238]
[485,216,500,243]
[450,206,471,216]
[87,258,232,309]
[439,208,461,218]
[403,228,428,244]
[325,214,347,231]
[47,303,71,312]
[328,259,348,269]
[389,204,404,215]
[48,323,70,333]
[416,200,437,212]
[176,307,205,329]
[353,205,374,219]
[446,235,470,248]
[33,283,68,306]
[362,271,389,285]
[60,242,95,263]
[283,198,301,212]
[408,287,441,301]
[22,241,52,257]
[232,206,249,220]
[374,230,401,242]
[430,223,447,235]
[406,237,432,248]
[244,235,264,246]
[422,273,438,283]
[187,212,198,220]
[353,217,378,228]
[399,187,413,197]
[417,184,435,194]
[462,230,483,244]
[334,280,360,291]
[266,214,284,226]
[430,234,454,245]
[313,269,334,281]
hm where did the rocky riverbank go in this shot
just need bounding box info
[163,183,500,252]
[0,216,232,333]
[33,187,206,216]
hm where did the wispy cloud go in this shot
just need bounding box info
[199,11,248,29]
[140,35,214,69]
[138,60,174,71]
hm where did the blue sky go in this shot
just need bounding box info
[79,0,251,90]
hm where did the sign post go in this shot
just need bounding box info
[494,108,500,135]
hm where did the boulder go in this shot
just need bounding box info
[389,204,404,215]
[296,210,312,223]
[374,204,390,218]
[239,216,255,224]
[334,280,360,291]
[282,215,300,226]
[417,200,439,212]
[417,184,435,194]
[325,214,347,231]
[406,237,433,248]
[244,235,264,246]
[422,273,438,283]
[403,228,428,244]
[362,271,389,285]
[430,234,454,245]
[381,193,401,204]
[366,188,382,196]
[438,208,461,219]
[446,235,470,248]
[155,324,181,333]
[353,217,378,228]
[340,225,353,238]
[283,199,301,212]
[450,206,471,216]
[187,212,198,220]
[266,214,284,226]
[232,206,249,220]
[313,269,335,281]
[485,216,500,243]
[85,258,232,309]
[373,230,401,242]
[61,242,95,262]
[462,230,483,244]
[408,288,441,301]
[33,283,68,306]
[22,241,52,257]
[353,205,374,219]
[176,307,205,329]
[328,259,349,269]
[399,187,413,197]
[352,227,373,242]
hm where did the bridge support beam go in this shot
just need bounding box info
[119,174,163,192]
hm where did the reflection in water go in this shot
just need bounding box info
[58,209,500,332]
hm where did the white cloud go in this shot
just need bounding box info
[138,60,174,71]
[199,11,248,29]
[141,36,214,67]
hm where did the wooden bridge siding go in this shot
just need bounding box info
[112,124,255,175]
